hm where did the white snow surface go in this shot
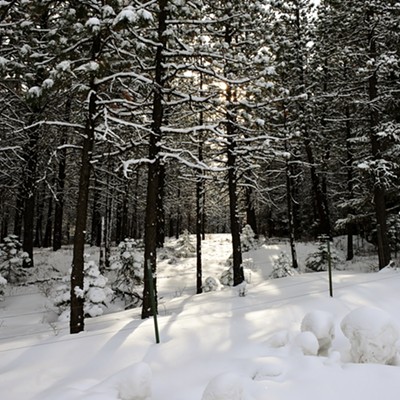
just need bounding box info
[1,235,400,400]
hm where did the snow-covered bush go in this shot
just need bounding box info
[341,307,399,365]
[110,239,143,309]
[175,229,195,258]
[0,274,6,299]
[241,224,257,252]
[269,252,298,279]
[203,276,222,292]
[0,234,31,283]
[301,310,335,356]
[54,260,113,321]
[305,240,341,272]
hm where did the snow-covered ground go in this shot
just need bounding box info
[1,234,400,400]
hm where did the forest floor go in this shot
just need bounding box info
[1,234,400,400]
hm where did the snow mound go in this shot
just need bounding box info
[292,331,319,356]
[341,307,400,365]
[301,310,335,355]
[201,372,250,400]
[93,362,152,400]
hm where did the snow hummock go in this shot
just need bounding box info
[341,307,400,365]
[301,310,335,355]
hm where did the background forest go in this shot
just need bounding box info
[0,0,399,333]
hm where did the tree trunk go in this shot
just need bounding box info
[196,131,204,294]
[22,125,40,267]
[367,9,391,269]
[245,185,258,238]
[286,158,298,269]
[156,163,165,248]
[53,97,71,251]
[90,175,102,247]
[345,103,354,261]
[42,193,53,247]
[141,0,168,319]
[70,59,99,334]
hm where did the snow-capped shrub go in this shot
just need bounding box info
[54,260,113,321]
[110,239,143,309]
[341,307,399,365]
[305,240,341,272]
[301,310,335,356]
[203,276,222,292]
[0,274,6,299]
[175,230,195,258]
[269,252,298,279]
[0,234,31,283]
[241,224,257,252]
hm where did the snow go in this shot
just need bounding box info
[1,235,400,400]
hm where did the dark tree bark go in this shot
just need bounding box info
[196,130,204,294]
[13,191,23,238]
[70,86,96,334]
[53,97,71,251]
[345,103,355,261]
[90,175,102,247]
[245,185,258,238]
[224,19,244,287]
[367,8,391,270]
[70,27,100,333]
[43,193,53,248]
[156,163,166,248]
[34,191,44,247]
[284,141,299,269]
[22,124,40,267]
[141,0,168,319]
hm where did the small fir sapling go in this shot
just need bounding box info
[241,224,257,252]
[269,252,298,279]
[305,239,341,272]
[175,229,195,258]
[220,266,234,286]
[0,234,31,283]
[111,239,144,308]
[54,259,113,321]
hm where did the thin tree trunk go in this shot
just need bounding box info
[367,8,390,269]
[70,36,99,333]
[22,124,40,267]
[43,193,53,247]
[53,97,71,251]
[156,163,165,248]
[345,103,354,261]
[141,0,168,319]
